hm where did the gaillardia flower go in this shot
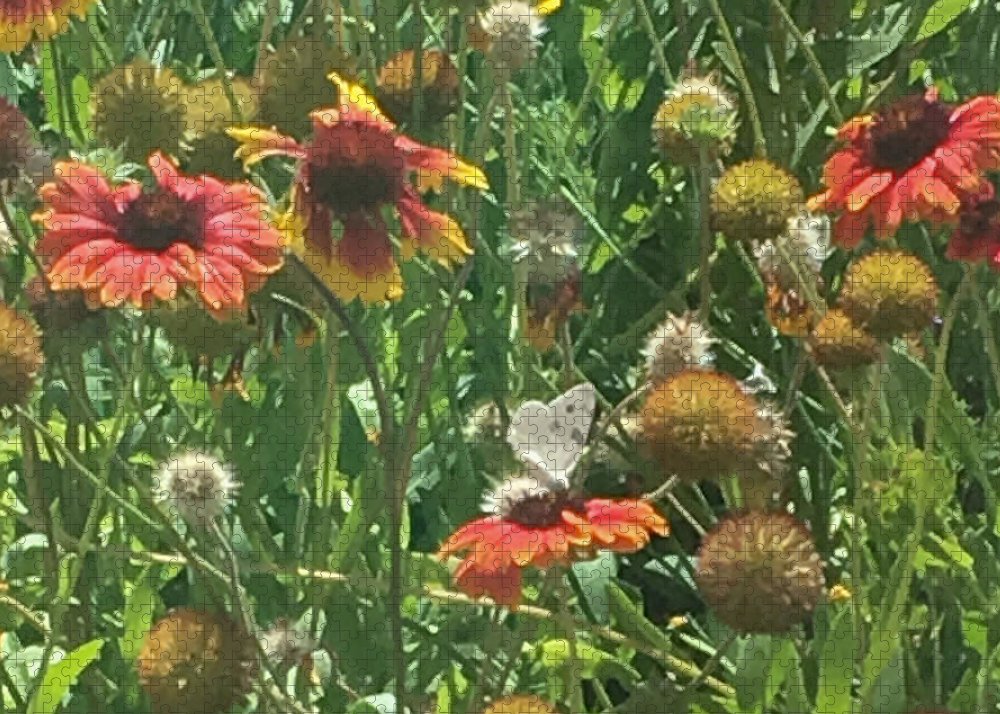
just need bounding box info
[91,60,188,164]
[0,302,43,409]
[711,159,803,244]
[439,475,668,606]
[229,73,487,303]
[696,510,826,634]
[0,0,94,52]
[809,308,880,370]
[947,186,1000,268]
[137,608,257,714]
[376,49,460,124]
[34,152,283,315]
[839,250,938,338]
[809,88,1000,247]
[638,369,759,484]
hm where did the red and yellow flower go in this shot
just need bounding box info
[228,73,487,303]
[0,0,94,53]
[34,152,284,315]
[947,184,1000,268]
[809,88,1000,247]
[438,480,668,606]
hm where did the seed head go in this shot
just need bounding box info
[155,451,237,529]
[839,250,938,339]
[642,311,715,384]
[0,302,43,409]
[653,73,738,165]
[711,160,803,244]
[696,510,826,634]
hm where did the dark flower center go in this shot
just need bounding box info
[119,191,204,252]
[304,122,405,216]
[959,198,1000,237]
[506,488,585,528]
[864,95,952,173]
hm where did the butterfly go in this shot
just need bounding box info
[505,382,597,490]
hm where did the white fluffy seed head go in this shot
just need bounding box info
[642,312,716,384]
[755,210,831,287]
[155,451,237,529]
[511,198,584,287]
[260,619,317,668]
[481,0,546,75]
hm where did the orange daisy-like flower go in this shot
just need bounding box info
[808,88,1000,247]
[34,152,284,315]
[228,73,488,303]
[438,476,668,606]
[0,0,95,52]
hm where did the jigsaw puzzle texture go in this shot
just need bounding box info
[0,0,998,712]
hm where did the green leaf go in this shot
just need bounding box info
[122,571,161,662]
[731,636,795,712]
[347,693,396,713]
[572,552,617,624]
[916,0,974,41]
[27,639,105,714]
[817,608,855,714]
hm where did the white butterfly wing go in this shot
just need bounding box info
[506,383,597,487]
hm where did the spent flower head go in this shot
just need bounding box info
[155,451,237,529]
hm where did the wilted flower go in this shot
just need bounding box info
[695,510,826,634]
[0,302,43,409]
[91,60,188,163]
[711,159,803,244]
[511,197,585,350]
[154,451,237,529]
[230,73,487,303]
[137,608,257,714]
[755,211,831,335]
[946,185,1000,268]
[809,88,1000,247]
[23,275,104,356]
[0,97,36,184]
[653,72,738,165]
[440,474,668,606]
[376,49,460,124]
[642,311,715,384]
[34,152,284,315]
[839,250,938,338]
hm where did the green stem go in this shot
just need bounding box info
[697,146,714,323]
[970,269,1000,407]
[502,84,520,208]
[705,0,767,157]
[564,1,623,155]
[858,270,972,707]
[767,0,844,124]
